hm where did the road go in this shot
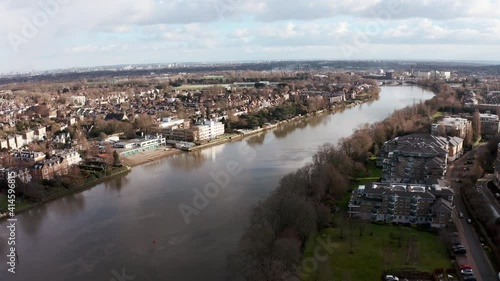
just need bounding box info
[447,150,499,281]
[476,177,500,218]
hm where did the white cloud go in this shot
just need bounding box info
[1,0,500,72]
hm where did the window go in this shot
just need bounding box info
[44,169,48,175]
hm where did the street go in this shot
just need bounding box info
[447,150,499,281]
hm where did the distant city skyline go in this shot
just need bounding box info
[1,0,500,73]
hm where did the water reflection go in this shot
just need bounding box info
[246,132,266,146]
[51,193,86,215]
[104,174,131,191]
[168,151,207,171]
[272,120,310,139]
[307,114,326,128]
[18,205,48,236]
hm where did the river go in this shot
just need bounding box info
[0,86,434,281]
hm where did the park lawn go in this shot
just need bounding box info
[301,223,452,281]
[365,159,382,178]
[432,111,444,122]
[174,84,230,90]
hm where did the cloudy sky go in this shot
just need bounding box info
[1,0,500,73]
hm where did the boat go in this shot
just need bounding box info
[175,141,195,151]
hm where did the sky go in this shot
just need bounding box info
[0,0,500,73]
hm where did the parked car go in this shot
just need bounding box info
[460,264,472,270]
[454,247,467,255]
[461,268,474,275]
[459,212,464,218]
[463,276,476,281]
[384,275,399,281]
[467,218,472,224]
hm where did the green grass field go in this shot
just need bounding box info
[432,111,444,122]
[174,84,230,90]
[301,223,452,281]
[0,194,34,214]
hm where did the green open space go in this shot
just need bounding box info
[174,84,230,90]
[0,194,35,214]
[431,111,444,121]
[301,222,452,281]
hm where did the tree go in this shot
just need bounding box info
[134,114,153,134]
[472,110,481,141]
[113,150,120,166]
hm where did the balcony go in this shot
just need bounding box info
[388,209,395,215]
[410,209,417,216]
[388,201,396,209]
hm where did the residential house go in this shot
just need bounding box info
[429,198,454,228]
[0,139,8,150]
[105,113,128,121]
[56,150,82,166]
[13,150,46,163]
[22,129,34,145]
[34,126,47,141]
[7,136,17,150]
[447,136,464,162]
[14,134,24,148]
[32,157,69,180]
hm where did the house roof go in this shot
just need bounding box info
[430,198,453,214]
[104,113,127,121]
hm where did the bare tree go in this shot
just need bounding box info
[472,110,481,141]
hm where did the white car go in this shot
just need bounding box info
[385,275,399,281]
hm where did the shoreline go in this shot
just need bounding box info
[0,165,131,220]
[1,95,378,218]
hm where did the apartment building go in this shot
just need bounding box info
[431,116,471,139]
[480,113,500,138]
[193,119,225,141]
[378,134,451,184]
[348,181,454,228]
[68,95,87,106]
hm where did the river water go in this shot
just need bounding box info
[0,86,434,281]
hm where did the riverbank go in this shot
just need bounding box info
[0,165,131,220]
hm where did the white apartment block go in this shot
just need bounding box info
[431,117,470,139]
[195,120,225,141]
[68,95,87,106]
